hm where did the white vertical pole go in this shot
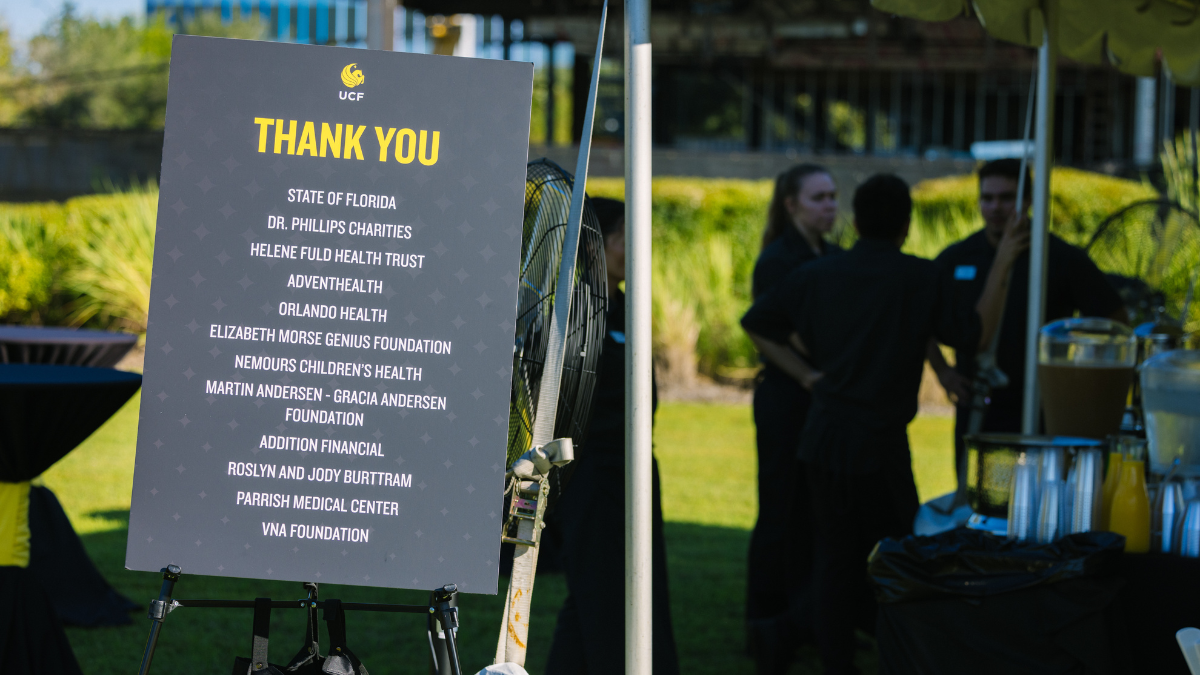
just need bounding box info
[1022,6,1057,435]
[625,0,653,673]
[1134,77,1158,167]
[453,15,477,57]
[1161,69,1176,146]
[366,0,394,51]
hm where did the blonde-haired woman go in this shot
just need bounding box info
[745,163,840,672]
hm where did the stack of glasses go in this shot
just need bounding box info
[1008,446,1106,543]
[1155,480,1200,556]
[1008,436,1200,556]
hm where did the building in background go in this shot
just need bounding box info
[146,0,1194,176]
[1,0,1187,200]
[147,1,372,46]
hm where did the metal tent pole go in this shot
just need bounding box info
[1022,3,1058,435]
[366,0,394,51]
[624,0,653,673]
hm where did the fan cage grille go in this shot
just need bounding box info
[506,158,608,467]
[1086,198,1200,326]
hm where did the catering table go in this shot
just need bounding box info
[0,325,137,368]
[0,364,142,630]
[870,529,1200,675]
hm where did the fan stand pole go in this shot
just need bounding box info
[494,3,608,667]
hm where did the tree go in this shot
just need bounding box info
[13,4,264,130]
[0,24,20,125]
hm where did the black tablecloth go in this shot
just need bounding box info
[0,364,142,481]
[0,364,143,630]
[28,486,140,626]
[0,566,83,675]
[876,575,1127,674]
[0,325,137,369]
[872,530,1200,675]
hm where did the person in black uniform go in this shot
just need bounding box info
[745,164,840,673]
[742,175,1002,675]
[925,159,1126,481]
[545,197,681,675]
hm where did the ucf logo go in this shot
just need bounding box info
[341,63,364,87]
[340,63,365,101]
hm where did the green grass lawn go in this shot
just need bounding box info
[41,395,955,675]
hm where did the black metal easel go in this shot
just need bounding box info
[135,565,463,675]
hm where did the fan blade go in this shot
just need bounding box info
[529,0,608,450]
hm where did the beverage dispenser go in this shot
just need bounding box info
[1038,318,1137,439]
[1142,350,1200,476]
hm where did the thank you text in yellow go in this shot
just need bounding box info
[253,118,440,166]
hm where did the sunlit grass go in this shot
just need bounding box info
[655,402,957,524]
[655,402,758,529]
[909,415,957,502]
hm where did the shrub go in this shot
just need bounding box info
[589,178,771,383]
[0,202,75,324]
[64,190,157,332]
[0,168,1159,379]
[589,168,1155,383]
[1149,134,1200,330]
[0,190,154,332]
[907,168,1157,257]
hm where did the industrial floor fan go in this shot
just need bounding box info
[507,159,608,469]
[1086,198,1200,326]
[490,164,608,667]
[490,4,609,669]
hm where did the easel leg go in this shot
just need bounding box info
[429,584,462,675]
[136,565,181,675]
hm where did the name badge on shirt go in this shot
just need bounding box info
[954,265,977,280]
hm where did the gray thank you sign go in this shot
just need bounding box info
[125,35,534,594]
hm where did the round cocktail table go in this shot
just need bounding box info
[0,364,142,628]
[0,325,137,369]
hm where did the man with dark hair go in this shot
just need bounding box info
[741,173,1005,675]
[927,159,1125,479]
[851,172,912,239]
[979,157,1033,198]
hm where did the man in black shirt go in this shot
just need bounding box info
[742,174,997,675]
[927,159,1125,478]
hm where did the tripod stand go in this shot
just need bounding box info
[135,565,464,675]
